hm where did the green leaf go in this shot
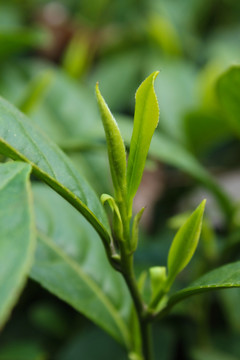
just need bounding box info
[149,267,167,303]
[31,184,132,349]
[32,234,131,347]
[130,208,145,252]
[117,116,233,222]
[101,194,123,240]
[127,72,159,214]
[0,96,110,244]
[167,200,206,288]
[0,161,35,327]
[162,261,240,315]
[217,65,240,137]
[96,84,127,201]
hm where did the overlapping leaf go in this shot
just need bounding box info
[167,200,206,287]
[0,96,110,243]
[31,185,132,348]
[159,261,240,317]
[0,161,35,327]
[116,117,233,221]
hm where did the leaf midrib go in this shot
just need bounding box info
[0,102,88,202]
[0,165,28,192]
[0,137,110,243]
[168,268,240,307]
[37,232,131,348]
[127,82,157,198]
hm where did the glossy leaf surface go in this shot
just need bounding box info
[117,117,233,221]
[127,72,159,213]
[167,200,206,287]
[0,96,110,242]
[164,261,240,313]
[31,185,132,348]
[0,161,35,327]
[96,84,127,200]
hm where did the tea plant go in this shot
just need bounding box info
[0,72,240,360]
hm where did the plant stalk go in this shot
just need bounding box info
[119,240,153,360]
[116,198,154,359]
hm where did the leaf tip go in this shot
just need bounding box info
[95,81,100,96]
[199,199,207,213]
[152,70,160,81]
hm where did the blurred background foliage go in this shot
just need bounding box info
[1,0,240,359]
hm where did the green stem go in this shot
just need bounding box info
[116,197,154,359]
[119,241,153,360]
[139,319,153,360]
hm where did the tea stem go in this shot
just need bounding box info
[119,240,153,360]
[115,199,153,359]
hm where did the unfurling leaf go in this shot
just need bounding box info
[96,83,127,202]
[127,71,159,216]
[166,200,206,289]
[130,207,145,252]
[149,266,167,303]
[101,193,123,240]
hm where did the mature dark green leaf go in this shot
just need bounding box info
[127,72,159,214]
[160,261,240,316]
[0,161,35,327]
[0,96,110,243]
[217,65,240,136]
[31,185,132,348]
